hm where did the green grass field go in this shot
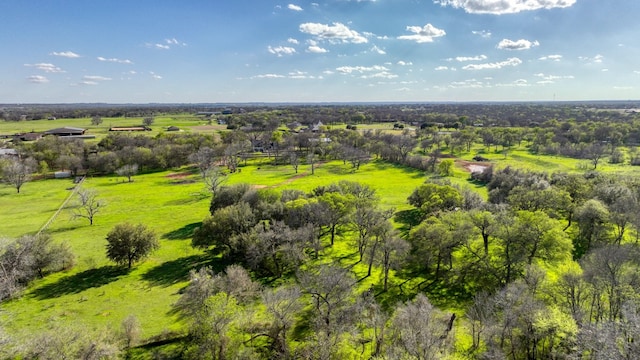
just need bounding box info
[0,114,224,143]
[0,159,430,346]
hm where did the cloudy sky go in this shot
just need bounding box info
[2,0,639,103]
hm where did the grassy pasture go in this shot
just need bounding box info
[0,114,223,143]
[0,159,429,346]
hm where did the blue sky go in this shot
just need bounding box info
[1,0,639,103]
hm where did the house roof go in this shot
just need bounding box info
[44,126,86,135]
[0,148,18,156]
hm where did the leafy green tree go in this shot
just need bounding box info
[242,221,314,277]
[437,159,454,176]
[105,223,158,268]
[316,191,355,246]
[192,202,256,258]
[574,199,610,258]
[91,115,103,126]
[407,183,463,218]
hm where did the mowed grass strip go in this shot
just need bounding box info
[0,178,74,238]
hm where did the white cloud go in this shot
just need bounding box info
[497,38,539,50]
[362,71,398,79]
[539,54,563,61]
[397,61,413,66]
[398,23,446,43]
[579,54,604,63]
[370,45,386,54]
[252,74,286,79]
[449,79,486,88]
[534,73,574,82]
[451,55,488,62]
[78,81,99,86]
[288,38,299,44]
[462,57,522,70]
[308,45,328,53]
[336,65,389,74]
[27,75,49,83]
[83,75,111,81]
[435,0,577,14]
[97,57,133,64]
[472,30,492,38]
[299,22,368,44]
[24,63,65,73]
[496,79,530,87]
[165,38,187,46]
[50,51,81,58]
[268,46,297,56]
[149,72,162,79]
[149,38,186,50]
[435,66,450,71]
[288,4,303,11]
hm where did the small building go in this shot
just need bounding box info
[13,132,43,141]
[44,127,86,137]
[109,126,152,132]
[0,148,18,157]
[54,171,72,179]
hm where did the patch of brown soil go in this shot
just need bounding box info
[456,160,491,173]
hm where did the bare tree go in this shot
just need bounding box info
[298,264,357,357]
[189,146,218,178]
[121,315,141,349]
[72,189,104,225]
[203,166,227,196]
[142,116,154,126]
[387,293,452,360]
[378,234,409,291]
[260,286,303,358]
[289,151,300,174]
[115,164,138,182]
[2,157,35,193]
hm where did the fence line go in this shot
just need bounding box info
[37,176,85,236]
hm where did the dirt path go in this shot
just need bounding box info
[266,161,327,189]
[456,160,490,173]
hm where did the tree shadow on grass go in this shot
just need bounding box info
[162,222,202,240]
[394,208,423,233]
[31,265,129,300]
[163,192,209,207]
[141,253,229,287]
